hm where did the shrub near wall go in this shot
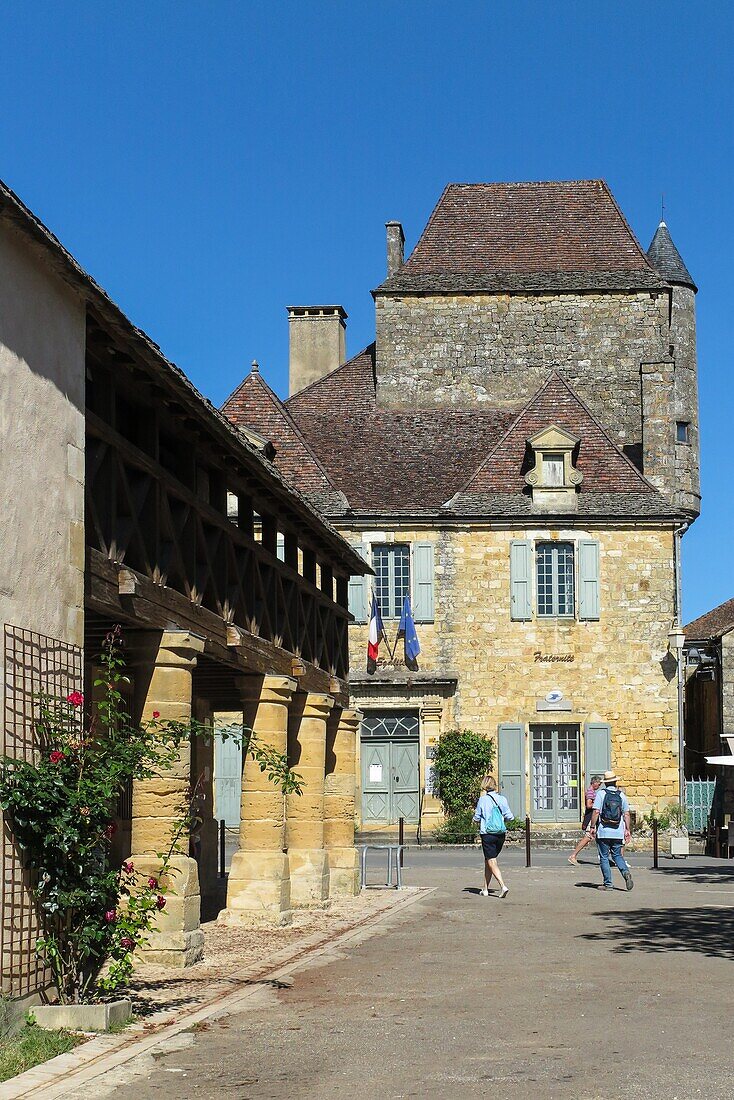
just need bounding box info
[431,729,494,842]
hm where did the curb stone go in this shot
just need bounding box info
[0,887,430,1100]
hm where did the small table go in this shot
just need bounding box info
[359,844,406,889]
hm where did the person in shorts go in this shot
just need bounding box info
[472,775,513,899]
[568,774,603,865]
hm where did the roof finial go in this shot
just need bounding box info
[660,192,666,227]
[251,359,259,374]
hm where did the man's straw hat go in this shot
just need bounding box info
[602,770,618,784]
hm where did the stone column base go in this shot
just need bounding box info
[220,850,292,927]
[327,846,360,897]
[289,848,330,908]
[128,854,203,968]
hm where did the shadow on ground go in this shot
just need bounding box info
[580,906,734,960]
[650,864,734,886]
[130,975,292,1018]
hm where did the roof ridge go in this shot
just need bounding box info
[285,342,376,406]
[598,179,658,274]
[445,369,660,505]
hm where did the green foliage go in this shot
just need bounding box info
[505,818,526,832]
[431,728,495,816]
[0,626,301,1004]
[0,1023,83,1083]
[432,807,478,844]
[643,803,688,833]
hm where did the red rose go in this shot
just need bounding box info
[152,711,160,720]
[147,876,158,889]
[120,936,135,950]
[122,861,134,875]
[49,750,65,764]
[155,895,166,911]
[105,909,116,923]
[66,691,84,707]
[104,822,118,840]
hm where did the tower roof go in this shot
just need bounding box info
[646,221,696,290]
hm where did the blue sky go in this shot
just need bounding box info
[1,3,731,620]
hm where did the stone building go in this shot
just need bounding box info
[0,180,368,1008]
[224,179,700,829]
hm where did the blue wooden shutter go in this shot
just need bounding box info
[578,539,600,621]
[348,543,368,623]
[498,723,525,818]
[413,542,434,623]
[584,722,611,788]
[510,539,533,621]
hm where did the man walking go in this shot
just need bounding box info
[590,770,633,891]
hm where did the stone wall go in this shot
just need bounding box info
[722,631,734,745]
[374,289,700,514]
[0,219,86,676]
[344,522,679,817]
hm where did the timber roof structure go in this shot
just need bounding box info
[375,180,667,295]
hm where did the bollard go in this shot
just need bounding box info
[652,815,658,870]
[219,818,226,878]
[525,815,531,868]
[399,816,404,867]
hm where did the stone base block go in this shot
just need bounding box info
[34,999,132,1032]
[289,847,330,908]
[327,846,360,898]
[138,928,205,968]
[221,850,292,926]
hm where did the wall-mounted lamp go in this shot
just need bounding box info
[667,626,686,652]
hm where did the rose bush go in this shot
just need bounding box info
[0,626,301,1003]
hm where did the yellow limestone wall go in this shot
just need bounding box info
[345,525,679,819]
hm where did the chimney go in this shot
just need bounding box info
[386,221,405,277]
[287,305,347,396]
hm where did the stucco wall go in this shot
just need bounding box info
[346,523,679,816]
[0,219,86,659]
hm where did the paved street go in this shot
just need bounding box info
[100,849,734,1100]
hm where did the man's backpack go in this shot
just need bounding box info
[600,788,623,828]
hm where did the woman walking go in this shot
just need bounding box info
[568,774,603,865]
[473,775,513,898]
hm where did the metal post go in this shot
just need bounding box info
[399,816,404,867]
[652,815,659,869]
[525,815,531,868]
[219,818,226,878]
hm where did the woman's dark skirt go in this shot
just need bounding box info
[480,832,506,859]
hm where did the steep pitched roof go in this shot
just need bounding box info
[647,221,696,291]
[221,365,348,513]
[685,598,734,641]
[446,372,672,517]
[285,346,517,513]
[376,180,665,295]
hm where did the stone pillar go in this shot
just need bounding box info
[324,708,361,897]
[421,703,444,832]
[286,692,334,907]
[129,630,205,968]
[221,676,296,926]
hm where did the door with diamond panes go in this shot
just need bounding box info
[530,724,580,822]
[360,711,420,824]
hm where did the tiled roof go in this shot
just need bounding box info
[375,180,665,295]
[647,221,696,290]
[221,368,349,514]
[286,346,517,513]
[684,598,734,641]
[449,372,657,505]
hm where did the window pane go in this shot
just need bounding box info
[372,545,411,619]
[361,711,419,738]
[536,544,554,617]
[393,545,410,617]
[557,543,575,616]
[373,546,391,619]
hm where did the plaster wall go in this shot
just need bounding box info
[0,219,86,667]
[345,523,679,817]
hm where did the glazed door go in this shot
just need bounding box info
[531,724,580,822]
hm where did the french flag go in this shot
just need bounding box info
[367,593,386,674]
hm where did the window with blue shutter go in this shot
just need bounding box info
[578,539,600,621]
[413,542,434,623]
[510,540,533,621]
[348,543,368,623]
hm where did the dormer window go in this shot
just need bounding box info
[525,426,582,512]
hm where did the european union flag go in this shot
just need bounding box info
[397,596,421,671]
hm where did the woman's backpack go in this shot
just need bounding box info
[483,793,507,834]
